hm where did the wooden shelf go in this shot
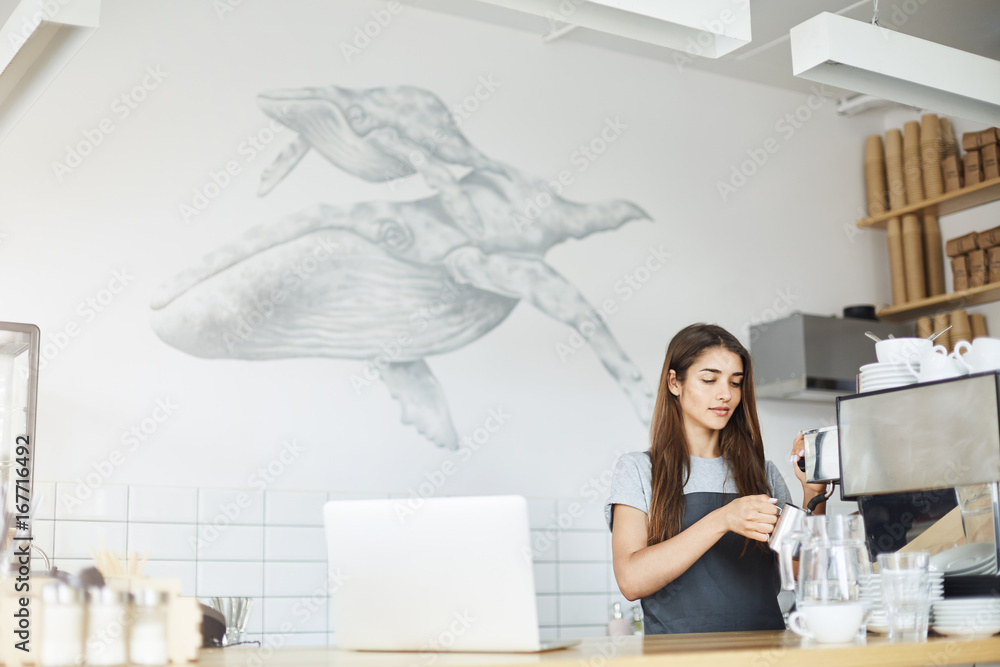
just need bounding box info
[878,282,1000,321]
[857,177,1000,229]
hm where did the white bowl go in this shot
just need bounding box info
[876,338,933,364]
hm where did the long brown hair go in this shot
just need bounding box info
[647,323,770,549]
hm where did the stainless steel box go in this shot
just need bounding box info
[750,314,912,401]
[837,372,1000,498]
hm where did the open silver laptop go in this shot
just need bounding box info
[323,495,580,652]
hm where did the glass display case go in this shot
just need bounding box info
[0,322,40,568]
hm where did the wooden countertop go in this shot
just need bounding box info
[195,632,1000,667]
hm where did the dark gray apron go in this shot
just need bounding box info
[641,492,785,634]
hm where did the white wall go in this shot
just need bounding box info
[0,1,916,511]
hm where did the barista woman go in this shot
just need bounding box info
[605,323,828,634]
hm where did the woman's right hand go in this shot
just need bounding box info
[718,495,778,541]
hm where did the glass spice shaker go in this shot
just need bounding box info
[40,583,84,667]
[129,590,170,666]
[85,587,129,666]
[631,604,644,635]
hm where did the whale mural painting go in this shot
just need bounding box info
[151,85,655,449]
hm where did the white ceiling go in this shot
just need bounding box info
[1,0,997,96]
[419,0,1000,96]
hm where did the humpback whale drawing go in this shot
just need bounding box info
[151,85,655,449]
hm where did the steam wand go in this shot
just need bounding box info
[807,482,838,513]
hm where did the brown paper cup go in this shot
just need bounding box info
[902,215,926,301]
[916,316,933,339]
[971,313,988,339]
[886,143,907,209]
[887,218,907,305]
[950,309,972,347]
[940,118,958,158]
[886,129,903,155]
[921,114,940,140]
[933,312,951,351]
[923,215,945,296]
[865,135,885,161]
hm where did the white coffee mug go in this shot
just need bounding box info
[906,345,968,382]
[787,602,867,644]
[954,338,1000,373]
[875,337,932,365]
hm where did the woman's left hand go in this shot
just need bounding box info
[791,432,828,495]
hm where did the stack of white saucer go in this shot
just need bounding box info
[860,571,945,634]
[858,361,919,393]
[929,542,998,576]
[932,597,1000,637]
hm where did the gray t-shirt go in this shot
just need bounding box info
[605,450,794,634]
[604,451,793,531]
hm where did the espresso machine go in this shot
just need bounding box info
[834,371,1000,579]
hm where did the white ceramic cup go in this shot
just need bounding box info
[906,345,968,382]
[787,602,867,644]
[954,338,1000,373]
[875,337,933,365]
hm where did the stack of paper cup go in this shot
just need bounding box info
[934,312,952,351]
[940,118,959,161]
[865,135,888,216]
[885,130,908,305]
[887,219,907,305]
[971,314,989,339]
[885,130,907,209]
[918,116,946,296]
[903,121,925,204]
[903,215,926,301]
[923,213,945,296]
[917,316,933,339]
[921,114,945,198]
[951,309,972,347]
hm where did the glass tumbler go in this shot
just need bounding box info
[877,552,931,642]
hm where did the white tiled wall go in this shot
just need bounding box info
[31,483,635,643]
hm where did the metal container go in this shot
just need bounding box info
[750,313,911,401]
[769,503,808,555]
[802,425,840,484]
